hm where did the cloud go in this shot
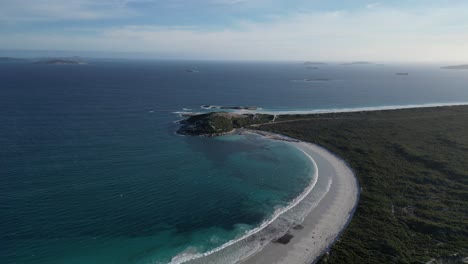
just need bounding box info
[366,2,381,9]
[211,0,249,4]
[1,4,468,62]
[0,0,135,21]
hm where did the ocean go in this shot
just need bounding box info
[1,60,468,264]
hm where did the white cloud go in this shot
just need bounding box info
[1,5,468,62]
[0,0,135,21]
[211,0,249,4]
[366,2,381,9]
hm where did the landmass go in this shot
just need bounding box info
[0,57,27,62]
[304,62,327,65]
[258,105,468,264]
[177,112,272,136]
[33,59,86,65]
[177,105,468,264]
[291,78,331,82]
[396,72,409,75]
[0,56,88,64]
[341,61,373,65]
[441,65,468,70]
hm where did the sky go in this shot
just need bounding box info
[1,0,468,61]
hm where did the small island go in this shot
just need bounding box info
[0,57,27,62]
[292,78,331,82]
[33,59,86,65]
[341,61,373,66]
[441,64,468,70]
[304,62,327,65]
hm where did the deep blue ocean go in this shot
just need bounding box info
[1,60,468,264]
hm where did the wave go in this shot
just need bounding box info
[200,105,222,110]
[169,146,321,264]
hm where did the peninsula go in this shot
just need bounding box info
[177,112,273,136]
[177,105,468,264]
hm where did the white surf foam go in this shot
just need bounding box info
[172,111,202,117]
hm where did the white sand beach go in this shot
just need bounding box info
[241,135,359,264]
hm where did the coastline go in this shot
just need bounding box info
[239,130,359,264]
[172,130,321,264]
[249,105,468,262]
[174,103,466,264]
[173,129,359,264]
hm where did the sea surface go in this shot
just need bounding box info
[1,60,468,264]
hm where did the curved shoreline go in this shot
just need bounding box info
[170,129,359,264]
[170,134,320,264]
[240,131,360,264]
[171,103,467,264]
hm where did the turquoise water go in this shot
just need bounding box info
[2,60,468,263]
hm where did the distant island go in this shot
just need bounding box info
[291,78,331,83]
[33,59,86,65]
[304,62,327,65]
[0,57,27,62]
[341,61,373,65]
[441,64,468,70]
[396,72,409,75]
[0,56,87,65]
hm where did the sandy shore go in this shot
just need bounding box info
[241,131,359,264]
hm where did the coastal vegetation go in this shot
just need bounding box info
[177,112,273,135]
[256,106,468,264]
